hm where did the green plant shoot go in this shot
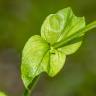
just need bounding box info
[21,7,96,95]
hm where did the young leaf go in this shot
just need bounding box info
[48,48,66,76]
[21,35,66,89]
[58,41,82,55]
[41,7,85,42]
[41,14,64,45]
[21,35,49,88]
[41,7,85,55]
[56,7,85,41]
[21,7,96,91]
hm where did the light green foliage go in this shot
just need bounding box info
[41,7,85,45]
[0,92,7,96]
[21,35,49,88]
[21,35,66,88]
[21,7,96,89]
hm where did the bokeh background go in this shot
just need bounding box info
[0,0,96,96]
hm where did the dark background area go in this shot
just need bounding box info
[0,0,96,96]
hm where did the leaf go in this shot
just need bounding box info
[21,7,96,90]
[41,14,64,45]
[21,35,49,88]
[48,48,66,76]
[58,41,82,55]
[0,92,7,96]
[53,35,83,55]
[21,35,66,89]
[41,7,85,43]
[56,9,85,41]
[41,7,85,55]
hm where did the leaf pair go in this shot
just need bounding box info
[21,7,96,89]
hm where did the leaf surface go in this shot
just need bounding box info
[21,35,66,88]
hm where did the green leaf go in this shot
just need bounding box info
[21,35,49,88]
[56,9,85,41]
[41,7,85,43]
[41,7,85,55]
[21,35,66,89]
[48,47,66,76]
[53,20,96,54]
[58,41,82,55]
[21,7,96,90]
[41,14,64,45]
[0,92,7,96]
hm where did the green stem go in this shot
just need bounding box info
[82,21,96,33]
[23,89,31,96]
[53,21,96,49]
[23,76,40,96]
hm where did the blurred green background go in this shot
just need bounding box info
[0,0,96,96]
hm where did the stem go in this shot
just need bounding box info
[82,21,96,33]
[23,76,40,96]
[53,21,96,49]
[23,89,31,96]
